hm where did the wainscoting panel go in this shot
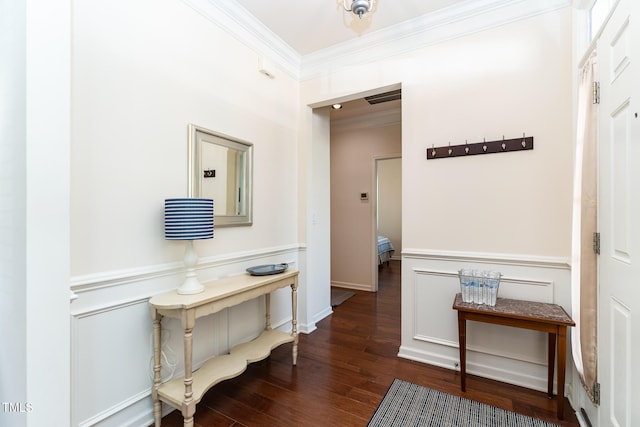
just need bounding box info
[70,246,302,427]
[413,269,460,346]
[400,250,571,393]
[71,299,153,427]
[412,269,549,366]
[610,297,631,427]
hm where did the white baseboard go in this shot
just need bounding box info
[398,345,549,393]
[330,280,370,291]
[312,306,333,326]
[78,388,150,427]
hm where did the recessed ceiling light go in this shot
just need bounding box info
[332,104,343,110]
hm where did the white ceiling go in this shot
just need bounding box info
[233,0,470,55]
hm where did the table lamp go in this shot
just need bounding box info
[164,198,214,294]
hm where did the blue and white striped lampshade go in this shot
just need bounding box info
[164,198,214,240]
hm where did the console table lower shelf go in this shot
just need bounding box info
[149,270,299,427]
[156,329,294,409]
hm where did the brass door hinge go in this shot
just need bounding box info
[593,382,601,405]
[593,81,600,104]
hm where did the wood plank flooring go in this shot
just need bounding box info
[158,260,580,426]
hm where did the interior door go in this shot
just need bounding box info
[597,0,640,424]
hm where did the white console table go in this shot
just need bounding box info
[149,270,299,427]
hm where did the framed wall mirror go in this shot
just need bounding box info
[188,124,253,227]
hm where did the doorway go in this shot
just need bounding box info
[329,90,402,292]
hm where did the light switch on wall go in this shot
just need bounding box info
[360,192,368,201]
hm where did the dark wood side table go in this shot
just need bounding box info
[452,293,575,419]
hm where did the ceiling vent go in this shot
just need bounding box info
[364,89,401,105]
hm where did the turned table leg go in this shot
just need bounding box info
[291,282,298,365]
[152,311,163,427]
[181,310,196,427]
[265,293,272,330]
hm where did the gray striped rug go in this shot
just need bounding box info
[368,379,560,427]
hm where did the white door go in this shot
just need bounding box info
[597,0,640,425]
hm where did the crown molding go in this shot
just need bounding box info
[183,0,570,83]
[301,0,571,80]
[181,0,302,79]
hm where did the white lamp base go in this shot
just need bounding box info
[177,240,204,295]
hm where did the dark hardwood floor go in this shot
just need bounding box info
[159,260,580,426]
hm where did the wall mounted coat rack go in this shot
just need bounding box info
[426,134,534,160]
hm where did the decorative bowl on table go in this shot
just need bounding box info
[246,263,288,276]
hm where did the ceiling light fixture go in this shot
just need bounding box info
[332,103,343,110]
[343,0,375,19]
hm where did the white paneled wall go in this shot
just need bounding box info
[71,300,153,426]
[70,246,301,427]
[299,2,577,412]
[400,250,571,393]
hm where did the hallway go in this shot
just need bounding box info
[160,260,579,426]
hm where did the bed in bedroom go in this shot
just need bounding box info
[377,235,395,267]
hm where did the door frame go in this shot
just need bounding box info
[372,154,402,291]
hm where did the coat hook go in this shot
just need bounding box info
[464,140,469,154]
[431,144,436,158]
[448,142,452,156]
[522,132,526,148]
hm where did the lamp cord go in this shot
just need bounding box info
[149,330,177,383]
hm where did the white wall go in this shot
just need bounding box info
[0,1,27,423]
[299,107,332,327]
[69,0,302,425]
[1,1,72,426]
[25,0,73,422]
[301,6,575,397]
[71,0,300,275]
